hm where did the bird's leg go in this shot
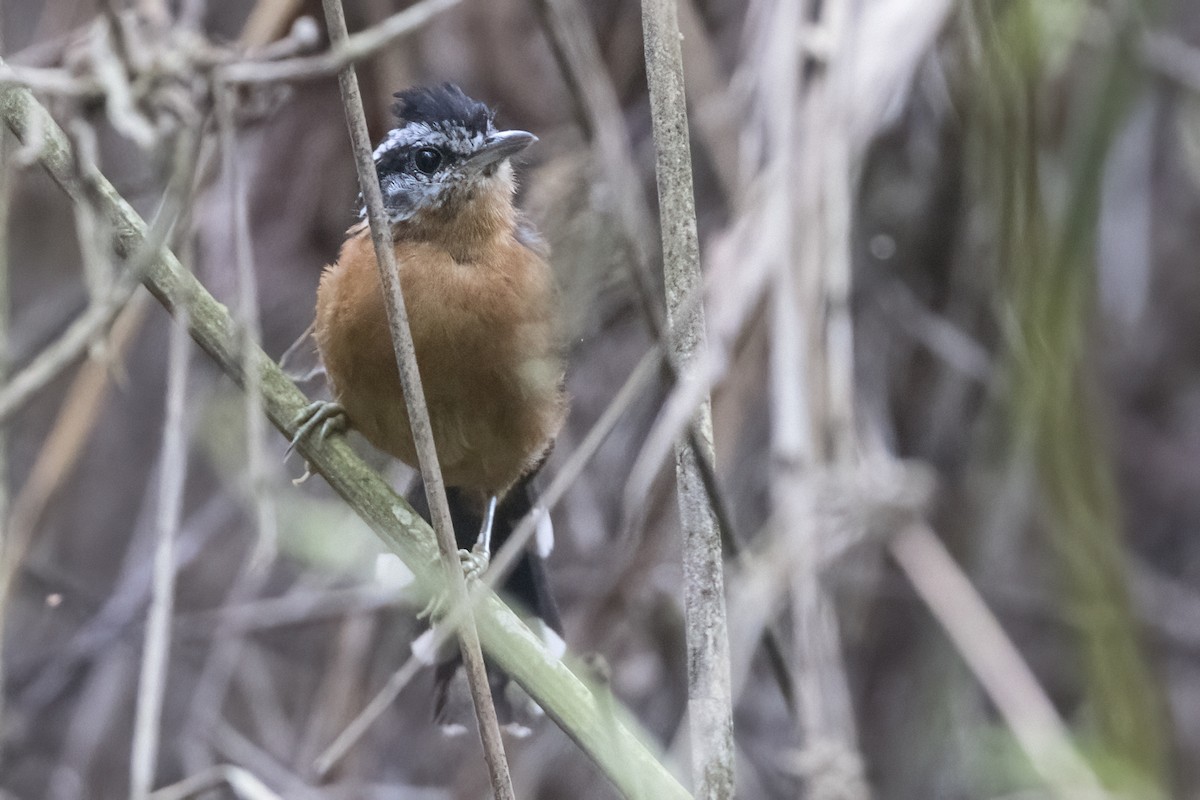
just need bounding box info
[459,495,497,580]
[286,400,348,457]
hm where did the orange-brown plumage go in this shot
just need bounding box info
[313,180,566,496]
[301,83,567,733]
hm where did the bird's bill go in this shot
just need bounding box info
[469,130,537,169]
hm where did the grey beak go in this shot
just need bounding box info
[469,130,537,169]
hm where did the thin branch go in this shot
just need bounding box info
[319,1,513,795]
[216,83,278,564]
[213,721,323,800]
[890,523,1107,798]
[0,292,150,620]
[220,0,462,84]
[0,67,689,800]
[128,114,208,800]
[176,92,281,759]
[0,277,139,424]
[532,0,796,712]
[0,117,11,758]
[130,307,191,800]
[149,765,283,800]
[14,495,233,718]
[176,585,398,637]
[312,649,426,779]
[640,0,734,796]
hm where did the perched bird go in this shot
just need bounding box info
[291,84,567,730]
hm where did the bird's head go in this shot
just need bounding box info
[365,84,535,227]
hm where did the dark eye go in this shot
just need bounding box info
[413,147,443,174]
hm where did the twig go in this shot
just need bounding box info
[0,70,689,800]
[239,0,306,49]
[0,118,10,757]
[213,721,322,800]
[890,523,1107,798]
[0,277,139,424]
[180,90,282,759]
[176,585,398,636]
[65,119,117,302]
[14,496,233,715]
[297,613,374,768]
[46,646,135,800]
[0,74,199,428]
[221,0,462,84]
[130,308,191,800]
[128,123,205,798]
[318,1,513,796]
[0,292,150,619]
[640,0,734,796]
[10,114,210,714]
[312,649,427,779]
[215,83,278,564]
[0,64,101,96]
[532,0,796,713]
[739,0,869,794]
[149,765,282,800]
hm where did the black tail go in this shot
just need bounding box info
[405,471,562,735]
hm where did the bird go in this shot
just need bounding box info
[290,83,568,731]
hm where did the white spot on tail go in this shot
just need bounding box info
[375,553,414,590]
[411,628,441,665]
[534,506,554,558]
[534,619,566,659]
[439,722,468,737]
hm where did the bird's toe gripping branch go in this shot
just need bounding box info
[286,400,348,457]
[417,545,491,622]
[418,498,497,620]
[459,543,490,582]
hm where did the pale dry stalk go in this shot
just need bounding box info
[318,1,513,796]
[640,0,735,795]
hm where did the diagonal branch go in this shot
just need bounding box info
[0,63,689,800]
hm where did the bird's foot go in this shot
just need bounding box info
[417,542,490,621]
[459,542,490,582]
[286,401,347,457]
[417,589,448,622]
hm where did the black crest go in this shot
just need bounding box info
[391,84,492,137]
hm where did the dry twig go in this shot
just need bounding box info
[640,0,734,795]
[220,0,462,84]
[891,523,1106,798]
[0,120,10,755]
[318,1,513,795]
[127,107,208,800]
[129,309,191,800]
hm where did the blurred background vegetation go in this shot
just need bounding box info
[1,0,1199,798]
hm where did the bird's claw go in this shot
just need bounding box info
[459,544,490,582]
[417,590,448,622]
[416,545,489,621]
[286,401,347,458]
